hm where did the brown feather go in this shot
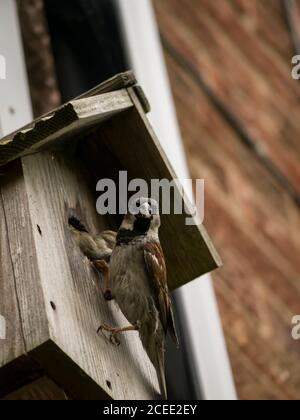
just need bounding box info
[143,242,179,347]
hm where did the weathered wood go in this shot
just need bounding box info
[132,85,151,114]
[0,162,46,397]
[0,90,133,167]
[19,149,160,399]
[76,71,150,114]
[0,151,160,399]
[0,183,25,366]
[76,71,137,99]
[76,70,150,113]
[0,150,161,399]
[0,160,49,353]
[3,376,68,400]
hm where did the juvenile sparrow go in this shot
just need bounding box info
[69,216,116,298]
[68,216,116,262]
[98,197,179,399]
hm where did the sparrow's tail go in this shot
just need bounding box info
[141,332,167,399]
[68,216,89,233]
[154,346,167,400]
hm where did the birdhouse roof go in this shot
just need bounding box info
[0,71,221,290]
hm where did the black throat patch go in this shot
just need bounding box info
[116,218,151,245]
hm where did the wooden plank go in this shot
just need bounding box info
[0,182,25,366]
[0,161,48,398]
[29,341,110,400]
[0,160,49,353]
[3,376,68,400]
[75,71,137,99]
[20,149,160,399]
[76,71,151,113]
[0,90,133,167]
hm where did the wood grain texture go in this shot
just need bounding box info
[0,89,133,167]
[154,0,300,400]
[75,71,137,99]
[0,160,49,353]
[0,149,160,399]
[3,376,68,400]
[21,149,160,399]
[0,182,25,366]
[0,161,48,397]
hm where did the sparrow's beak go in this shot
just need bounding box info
[136,202,151,219]
[136,212,148,219]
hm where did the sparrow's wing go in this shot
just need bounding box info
[143,242,179,346]
[97,230,117,250]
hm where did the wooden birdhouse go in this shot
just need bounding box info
[0,72,221,400]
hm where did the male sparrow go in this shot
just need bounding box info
[68,216,116,298]
[98,197,179,399]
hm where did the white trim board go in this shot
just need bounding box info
[0,0,32,137]
[115,0,237,400]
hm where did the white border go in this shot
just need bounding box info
[115,0,237,400]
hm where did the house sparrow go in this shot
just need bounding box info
[98,197,179,399]
[68,216,116,262]
[68,216,116,299]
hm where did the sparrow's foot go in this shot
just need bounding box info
[97,324,121,346]
[93,260,115,301]
[110,332,121,347]
[97,323,139,347]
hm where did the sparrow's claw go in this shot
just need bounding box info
[97,324,120,346]
[97,325,103,335]
[97,323,139,347]
[109,333,121,346]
